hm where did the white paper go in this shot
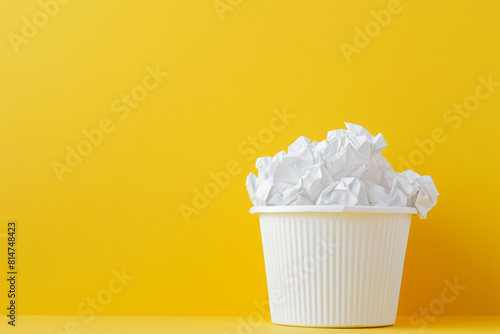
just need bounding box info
[246,123,439,218]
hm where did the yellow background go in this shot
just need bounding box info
[1,0,499,317]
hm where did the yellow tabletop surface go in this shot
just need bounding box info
[1,316,499,334]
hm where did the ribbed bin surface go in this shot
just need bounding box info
[259,212,411,327]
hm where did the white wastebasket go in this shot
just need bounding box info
[250,205,417,328]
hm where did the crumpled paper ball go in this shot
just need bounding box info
[246,122,439,218]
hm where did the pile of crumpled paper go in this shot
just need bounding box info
[246,123,439,218]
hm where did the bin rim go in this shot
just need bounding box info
[249,205,418,214]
